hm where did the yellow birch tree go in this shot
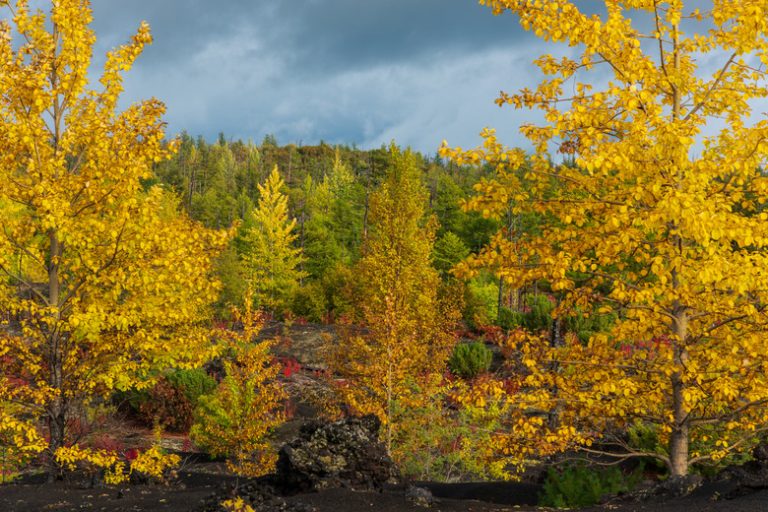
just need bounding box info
[443,0,768,478]
[0,0,228,472]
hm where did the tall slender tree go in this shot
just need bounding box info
[241,166,306,314]
[326,146,459,455]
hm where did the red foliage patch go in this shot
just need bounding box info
[137,378,194,433]
[279,357,301,378]
[90,434,124,453]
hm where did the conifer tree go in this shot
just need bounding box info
[326,146,459,455]
[241,166,306,314]
[304,151,363,279]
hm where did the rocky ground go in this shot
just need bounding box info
[3,473,768,512]
[4,415,768,512]
[4,325,768,511]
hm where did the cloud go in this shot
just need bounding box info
[83,0,538,152]
[263,44,558,154]
[78,0,768,156]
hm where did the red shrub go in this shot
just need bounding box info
[137,378,194,432]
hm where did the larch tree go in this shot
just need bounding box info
[442,0,768,478]
[325,146,460,456]
[240,166,306,314]
[0,0,228,471]
[190,294,285,478]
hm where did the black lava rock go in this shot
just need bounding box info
[273,415,399,493]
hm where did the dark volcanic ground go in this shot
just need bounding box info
[2,468,768,512]
[4,325,768,512]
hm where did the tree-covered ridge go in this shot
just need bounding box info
[153,135,503,322]
[155,133,494,239]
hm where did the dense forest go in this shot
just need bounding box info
[152,134,508,327]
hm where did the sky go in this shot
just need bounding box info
[86,0,548,154]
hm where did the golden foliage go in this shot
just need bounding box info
[443,0,768,477]
[54,445,127,484]
[190,295,286,478]
[129,444,181,482]
[129,426,181,482]
[220,497,256,512]
[326,147,460,458]
[0,0,229,468]
[241,166,306,314]
[54,434,180,485]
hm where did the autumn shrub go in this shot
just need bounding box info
[220,497,256,512]
[55,426,180,485]
[390,395,465,481]
[539,463,643,508]
[165,368,217,405]
[121,368,215,432]
[447,375,531,480]
[448,342,493,379]
[137,378,194,432]
[191,341,285,477]
[129,445,181,484]
[88,433,124,454]
[394,386,518,482]
[55,445,128,485]
[190,297,286,477]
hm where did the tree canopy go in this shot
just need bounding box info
[0,0,227,472]
[443,0,768,477]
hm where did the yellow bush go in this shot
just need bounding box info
[55,445,128,484]
[129,445,180,481]
[221,497,256,512]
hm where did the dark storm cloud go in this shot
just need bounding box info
[86,1,543,153]
[92,1,525,70]
[10,1,745,154]
[267,0,527,73]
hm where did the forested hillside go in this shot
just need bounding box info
[152,134,505,325]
